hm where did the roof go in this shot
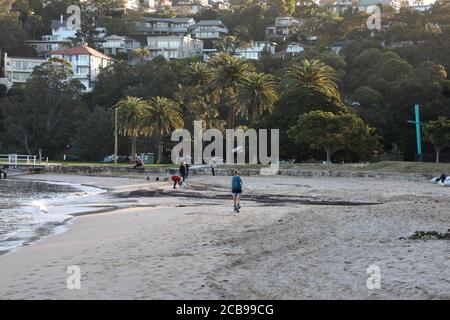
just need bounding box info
[320,0,336,4]
[140,17,195,23]
[193,20,225,26]
[50,44,113,60]
[357,0,392,6]
[104,35,139,42]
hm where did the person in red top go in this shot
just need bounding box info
[171,175,182,189]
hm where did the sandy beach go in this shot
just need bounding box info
[0,173,449,299]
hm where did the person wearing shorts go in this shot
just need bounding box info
[231,170,243,213]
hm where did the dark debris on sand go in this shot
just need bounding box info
[114,189,381,207]
[406,230,450,240]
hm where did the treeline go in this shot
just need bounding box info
[1,0,450,162]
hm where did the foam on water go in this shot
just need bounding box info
[0,179,106,253]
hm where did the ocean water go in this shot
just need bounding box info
[0,179,105,253]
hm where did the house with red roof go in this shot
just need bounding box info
[50,44,114,92]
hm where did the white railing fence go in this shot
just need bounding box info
[0,154,40,168]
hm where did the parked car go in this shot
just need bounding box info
[102,155,129,163]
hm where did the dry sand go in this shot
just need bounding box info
[0,173,449,299]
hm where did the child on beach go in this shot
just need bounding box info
[231,170,243,213]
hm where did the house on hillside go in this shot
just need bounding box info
[173,0,209,15]
[356,0,392,12]
[265,17,303,41]
[50,44,114,92]
[26,16,78,58]
[132,17,195,36]
[2,53,47,87]
[234,41,277,60]
[189,20,229,40]
[145,35,203,60]
[328,40,352,54]
[103,35,141,57]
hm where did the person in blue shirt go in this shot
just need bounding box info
[231,170,243,213]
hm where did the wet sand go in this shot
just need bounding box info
[0,174,449,299]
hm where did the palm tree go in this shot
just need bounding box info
[281,59,340,100]
[237,72,279,123]
[182,62,220,128]
[185,62,213,86]
[141,97,184,164]
[210,53,254,128]
[114,96,148,162]
[130,48,150,63]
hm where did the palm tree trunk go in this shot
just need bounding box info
[157,131,163,164]
[325,148,331,165]
[228,106,235,129]
[436,148,440,164]
[131,136,136,163]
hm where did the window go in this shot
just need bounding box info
[78,55,89,64]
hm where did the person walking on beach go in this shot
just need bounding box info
[210,159,216,176]
[231,169,243,213]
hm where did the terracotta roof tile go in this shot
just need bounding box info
[50,44,113,60]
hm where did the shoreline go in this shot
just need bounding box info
[0,177,113,256]
[0,173,449,299]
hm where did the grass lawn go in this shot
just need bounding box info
[2,160,449,175]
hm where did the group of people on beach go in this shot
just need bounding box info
[171,162,189,189]
[170,163,243,213]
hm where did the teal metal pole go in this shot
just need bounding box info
[415,104,422,161]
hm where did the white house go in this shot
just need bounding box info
[103,35,141,56]
[265,16,303,40]
[356,0,392,11]
[234,41,277,60]
[133,17,195,36]
[189,20,229,40]
[50,44,114,92]
[173,0,209,15]
[2,53,47,86]
[26,16,79,58]
[286,42,306,56]
[145,35,204,60]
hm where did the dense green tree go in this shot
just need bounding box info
[288,110,378,164]
[0,58,85,157]
[423,117,450,163]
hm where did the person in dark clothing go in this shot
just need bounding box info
[179,162,187,182]
[210,160,216,176]
[133,156,143,169]
[437,173,447,183]
[186,163,190,179]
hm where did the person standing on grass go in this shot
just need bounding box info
[231,169,243,213]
